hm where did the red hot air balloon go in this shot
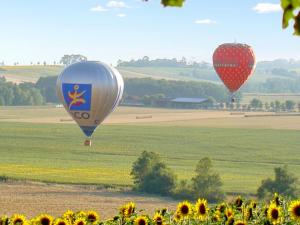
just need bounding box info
[213,43,256,98]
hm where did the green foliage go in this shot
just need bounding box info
[36,76,59,103]
[191,157,224,202]
[257,165,298,199]
[60,54,87,65]
[0,79,44,106]
[131,151,176,195]
[250,98,263,109]
[285,100,296,111]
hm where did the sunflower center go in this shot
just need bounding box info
[199,204,206,215]
[293,205,300,216]
[271,209,279,220]
[155,219,162,225]
[180,205,189,215]
[14,219,23,225]
[58,222,66,225]
[41,218,50,225]
[88,215,96,222]
[77,221,84,225]
[138,219,146,225]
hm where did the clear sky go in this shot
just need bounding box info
[0,0,299,65]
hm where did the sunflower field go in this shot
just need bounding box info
[1,194,300,225]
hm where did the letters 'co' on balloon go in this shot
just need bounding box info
[213,43,256,93]
[56,61,124,140]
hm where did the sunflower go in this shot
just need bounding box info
[289,200,300,222]
[53,218,69,225]
[234,220,246,225]
[267,203,281,224]
[0,216,8,225]
[123,202,135,218]
[177,201,193,218]
[134,216,148,225]
[63,210,75,223]
[226,216,234,225]
[73,218,86,225]
[36,214,53,225]
[250,200,257,209]
[225,208,234,220]
[217,203,227,213]
[86,211,100,223]
[243,207,253,221]
[75,211,87,220]
[173,211,182,223]
[211,212,220,222]
[10,215,27,225]
[195,199,209,220]
[234,196,243,208]
[153,213,164,225]
[272,193,281,206]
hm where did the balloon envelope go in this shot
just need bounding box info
[56,61,124,137]
[213,43,256,93]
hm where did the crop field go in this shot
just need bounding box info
[0,106,300,196]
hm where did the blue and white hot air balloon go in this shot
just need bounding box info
[56,61,124,146]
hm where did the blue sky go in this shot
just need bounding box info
[0,0,299,65]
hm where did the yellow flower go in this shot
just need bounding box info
[226,216,234,225]
[217,203,226,213]
[53,218,69,225]
[134,216,148,225]
[225,208,234,220]
[243,206,253,221]
[173,211,182,223]
[10,215,27,225]
[234,220,246,225]
[73,218,86,225]
[120,202,135,218]
[0,216,8,225]
[177,201,193,218]
[86,211,100,223]
[289,200,300,222]
[234,196,243,208]
[36,214,53,225]
[63,210,75,223]
[195,199,209,221]
[75,211,87,219]
[211,212,220,222]
[153,213,164,225]
[267,203,281,224]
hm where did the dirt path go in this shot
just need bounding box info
[0,182,177,219]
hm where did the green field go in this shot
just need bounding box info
[0,121,299,195]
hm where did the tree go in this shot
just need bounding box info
[250,98,263,110]
[60,54,87,66]
[130,151,176,195]
[257,166,298,199]
[285,100,296,111]
[191,157,224,202]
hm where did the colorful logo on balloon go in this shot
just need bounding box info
[62,83,91,111]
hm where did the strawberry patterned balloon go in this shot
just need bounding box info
[213,43,256,93]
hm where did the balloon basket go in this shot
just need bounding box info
[84,139,92,147]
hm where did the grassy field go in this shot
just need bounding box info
[0,106,300,195]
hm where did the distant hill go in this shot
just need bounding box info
[2,58,300,93]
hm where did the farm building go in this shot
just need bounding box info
[171,97,209,109]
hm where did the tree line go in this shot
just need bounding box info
[0,77,44,106]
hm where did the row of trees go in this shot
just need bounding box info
[131,151,298,201]
[117,56,210,68]
[249,98,299,112]
[0,77,44,106]
[131,152,224,202]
